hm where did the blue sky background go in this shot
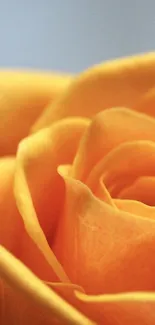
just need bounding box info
[0,0,155,72]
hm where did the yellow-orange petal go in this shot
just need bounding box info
[14,118,89,281]
[91,177,116,207]
[75,291,155,325]
[2,247,155,325]
[115,199,155,221]
[0,158,64,281]
[0,70,72,155]
[118,176,155,206]
[0,158,23,255]
[87,141,155,197]
[71,108,155,181]
[58,164,115,207]
[33,52,155,131]
[133,86,155,118]
[16,117,89,237]
[54,174,155,295]
[0,246,94,325]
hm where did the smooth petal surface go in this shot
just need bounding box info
[87,141,155,197]
[0,71,72,155]
[93,177,116,207]
[14,118,89,281]
[133,86,155,118]
[0,158,23,255]
[59,164,116,207]
[115,199,155,220]
[118,176,155,206]
[33,53,155,131]
[75,291,155,325]
[3,239,155,325]
[0,246,94,325]
[54,174,155,295]
[71,108,155,181]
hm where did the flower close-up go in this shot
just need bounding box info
[1,53,155,324]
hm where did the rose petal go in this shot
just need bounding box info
[133,86,155,118]
[0,246,94,325]
[0,158,63,280]
[54,174,155,295]
[115,199,155,220]
[16,117,89,236]
[87,141,155,197]
[0,70,72,155]
[58,164,115,207]
[75,291,155,325]
[14,118,89,281]
[71,108,155,181]
[33,53,155,131]
[0,158,23,255]
[118,176,155,206]
[92,177,116,207]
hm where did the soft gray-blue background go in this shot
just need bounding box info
[0,0,155,72]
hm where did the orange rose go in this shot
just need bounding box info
[0,70,72,155]
[1,53,155,325]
